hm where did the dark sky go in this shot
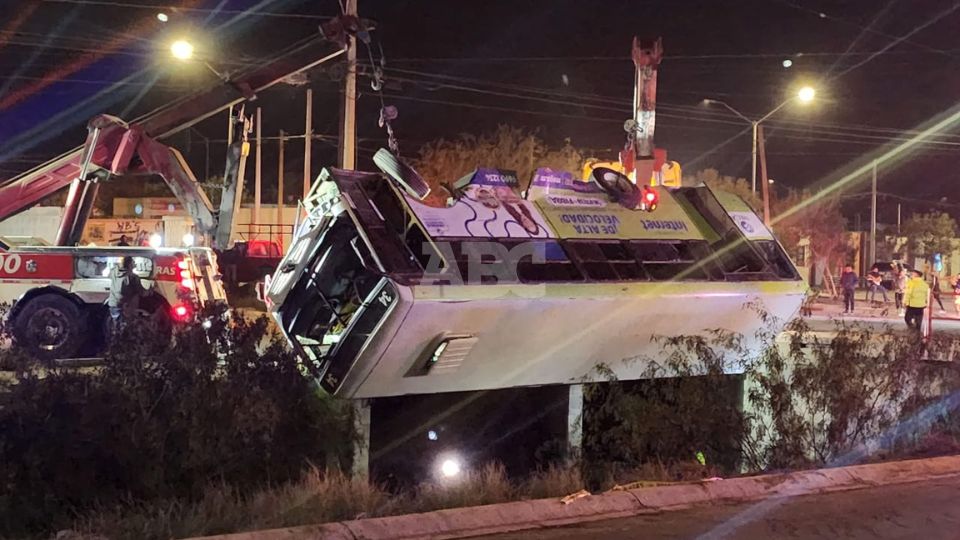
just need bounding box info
[2,0,959,225]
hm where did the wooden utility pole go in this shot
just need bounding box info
[303,88,313,198]
[278,130,285,247]
[338,0,358,170]
[254,107,262,225]
[758,124,771,226]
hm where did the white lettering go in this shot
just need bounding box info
[0,254,21,274]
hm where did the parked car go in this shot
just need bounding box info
[218,239,283,289]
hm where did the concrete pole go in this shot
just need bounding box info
[352,399,371,480]
[338,0,357,169]
[227,104,234,145]
[567,384,584,462]
[303,88,313,199]
[870,160,878,266]
[277,130,285,248]
[254,107,262,226]
[750,121,758,195]
[758,124,771,226]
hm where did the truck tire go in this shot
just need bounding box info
[13,294,87,361]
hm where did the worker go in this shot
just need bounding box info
[107,256,146,333]
[903,269,930,332]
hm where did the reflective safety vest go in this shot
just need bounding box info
[904,277,930,308]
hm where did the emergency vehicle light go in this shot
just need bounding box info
[171,303,191,321]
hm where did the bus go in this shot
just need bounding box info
[265,151,805,399]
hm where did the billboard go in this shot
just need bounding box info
[404,168,555,239]
[528,168,704,241]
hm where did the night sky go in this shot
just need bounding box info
[2,0,959,226]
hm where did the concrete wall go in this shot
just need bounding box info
[0,206,63,244]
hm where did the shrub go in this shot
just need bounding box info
[0,307,354,537]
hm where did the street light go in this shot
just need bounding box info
[170,39,194,60]
[703,86,816,194]
[169,38,226,80]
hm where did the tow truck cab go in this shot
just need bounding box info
[4,246,226,359]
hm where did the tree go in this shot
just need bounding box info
[415,125,583,205]
[902,211,957,261]
[771,189,848,271]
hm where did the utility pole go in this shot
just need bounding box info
[303,88,313,199]
[870,159,877,265]
[338,0,358,169]
[278,130,285,247]
[897,203,902,236]
[227,105,234,145]
[751,121,758,195]
[758,125,771,226]
[254,107,262,226]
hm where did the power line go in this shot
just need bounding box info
[375,65,960,141]
[375,68,960,148]
[375,50,947,63]
[774,0,957,58]
[41,0,334,19]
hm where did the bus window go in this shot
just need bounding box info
[628,241,708,281]
[565,241,644,281]
[753,240,800,280]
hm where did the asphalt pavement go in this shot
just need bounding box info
[485,476,960,540]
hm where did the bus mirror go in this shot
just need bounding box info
[591,167,640,209]
[374,148,431,200]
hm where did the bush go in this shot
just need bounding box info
[581,305,960,485]
[0,307,354,537]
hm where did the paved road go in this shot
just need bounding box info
[487,477,960,540]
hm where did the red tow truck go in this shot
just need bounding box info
[0,30,346,359]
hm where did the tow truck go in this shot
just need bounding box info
[0,29,348,359]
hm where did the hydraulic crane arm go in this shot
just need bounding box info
[0,30,346,247]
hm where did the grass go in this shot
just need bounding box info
[69,464,585,540]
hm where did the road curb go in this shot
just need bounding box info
[189,455,960,540]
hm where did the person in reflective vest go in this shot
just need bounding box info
[108,256,146,333]
[903,269,930,331]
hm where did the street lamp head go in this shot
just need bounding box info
[170,39,194,60]
[797,86,816,103]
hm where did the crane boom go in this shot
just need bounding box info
[0,32,346,247]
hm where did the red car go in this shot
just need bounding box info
[218,239,282,289]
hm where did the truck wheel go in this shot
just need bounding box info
[13,295,87,360]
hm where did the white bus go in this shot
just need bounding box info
[266,152,805,399]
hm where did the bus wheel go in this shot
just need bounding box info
[13,295,87,361]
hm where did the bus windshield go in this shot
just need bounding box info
[277,218,380,364]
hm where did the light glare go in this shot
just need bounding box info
[170,40,194,60]
[440,459,461,478]
[798,86,816,103]
[782,59,793,68]
[149,233,163,248]
[157,12,169,22]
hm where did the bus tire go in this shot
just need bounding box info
[12,294,87,361]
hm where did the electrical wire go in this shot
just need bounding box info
[41,0,334,19]
[372,69,960,149]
